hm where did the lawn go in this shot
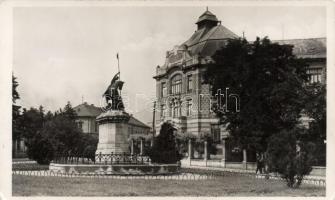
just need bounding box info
[12,174,325,196]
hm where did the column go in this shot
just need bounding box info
[131,139,134,155]
[187,139,192,165]
[221,139,226,168]
[204,141,208,162]
[242,149,247,169]
[150,139,154,147]
[140,139,144,155]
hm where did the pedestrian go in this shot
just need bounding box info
[255,153,263,174]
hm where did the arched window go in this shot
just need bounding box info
[171,74,182,94]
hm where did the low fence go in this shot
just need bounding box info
[11,169,326,187]
[12,170,215,180]
[183,159,256,171]
[183,159,325,176]
[53,153,151,165]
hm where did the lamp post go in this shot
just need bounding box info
[151,101,156,147]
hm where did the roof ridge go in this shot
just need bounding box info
[129,116,151,128]
[273,37,326,41]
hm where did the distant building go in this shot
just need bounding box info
[154,9,326,161]
[74,102,100,135]
[276,38,326,85]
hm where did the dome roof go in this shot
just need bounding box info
[182,24,238,56]
[196,10,219,24]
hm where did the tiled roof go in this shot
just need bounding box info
[129,116,151,129]
[196,10,219,24]
[275,38,326,59]
[73,102,102,117]
[182,25,238,56]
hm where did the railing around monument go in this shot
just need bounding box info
[52,152,151,165]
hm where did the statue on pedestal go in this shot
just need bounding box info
[96,56,131,156]
[103,72,124,111]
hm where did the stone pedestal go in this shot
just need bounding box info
[95,110,130,155]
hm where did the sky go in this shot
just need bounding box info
[13,5,326,124]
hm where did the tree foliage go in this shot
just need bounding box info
[302,83,326,166]
[203,37,309,152]
[26,132,55,165]
[12,74,20,104]
[22,102,97,164]
[21,107,44,142]
[148,122,182,164]
[266,128,315,188]
[303,84,326,140]
[12,74,21,141]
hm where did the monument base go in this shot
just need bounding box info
[95,110,131,155]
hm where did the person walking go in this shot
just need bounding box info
[255,153,264,174]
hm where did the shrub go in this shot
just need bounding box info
[83,145,96,162]
[27,133,55,165]
[148,122,182,164]
[266,128,315,188]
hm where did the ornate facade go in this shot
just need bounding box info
[154,10,238,140]
[154,10,326,161]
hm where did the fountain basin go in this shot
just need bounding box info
[49,162,180,175]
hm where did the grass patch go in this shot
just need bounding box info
[12,174,324,196]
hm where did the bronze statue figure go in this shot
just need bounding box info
[103,72,124,110]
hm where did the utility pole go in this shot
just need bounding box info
[151,101,156,146]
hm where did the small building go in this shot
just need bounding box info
[74,102,101,135]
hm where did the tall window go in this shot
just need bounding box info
[186,99,192,116]
[173,105,180,118]
[77,121,83,130]
[160,104,166,118]
[171,74,182,94]
[172,100,180,118]
[307,68,322,84]
[161,82,167,97]
[211,124,221,143]
[187,74,193,92]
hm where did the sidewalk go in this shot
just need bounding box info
[12,158,37,164]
